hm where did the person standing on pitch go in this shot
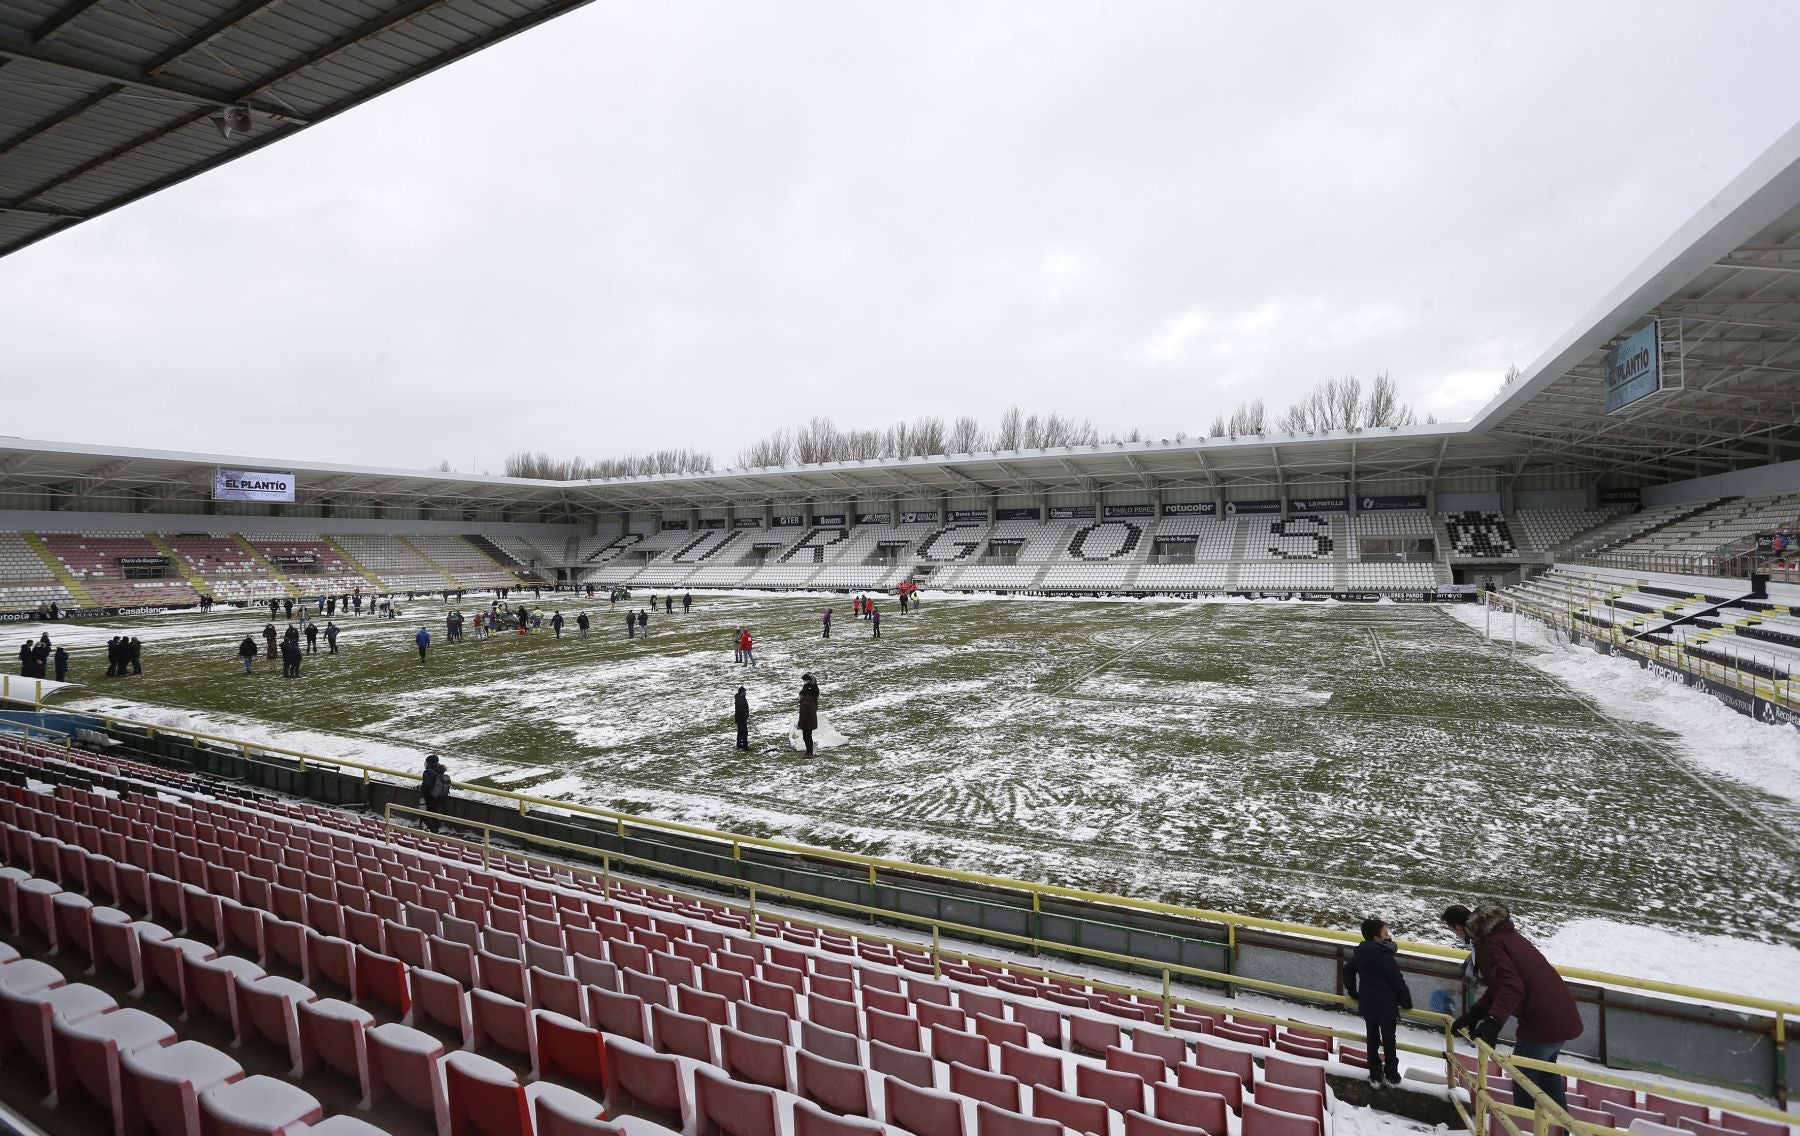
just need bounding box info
[683,592,692,613]
[739,628,755,666]
[325,621,340,654]
[822,607,832,638]
[53,644,68,682]
[1452,904,1582,1110]
[664,595,672,615]
[637,608,649,638]
[415,626,430,662]
[551,611,564,639]
[870,604,881,639]
[304,621,319,654]
[1344,918,1412,1087]
[796,673,820,755]
[238,635,258,674]
[626,611,636,640]
[734,686,750,750]
[263,623,278,661]
[733,627,743,664]
[577,611,590,639]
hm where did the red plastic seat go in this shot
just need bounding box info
[602,1035,689,1126]
[296,998,373,1101]
[585,986,647,1043]
[571,953,619,992]
[622,966,672,1009]
[1126,1111,1215,1136]
[443,1050,547,1136]
[142,935,216,1006]
[1011,1003,1062,1045]
[997,1041,1063,1092]
[1155,1083,1231,1134]
[533,1009,606,1090]
[120,1038,245,1136]
[1109,1043,1171,1085]
[471,988,537,1070]
[886,1077,968,1136]
[197,1073,322,1136]
[797,1047,873,1117]
[810,993,863,1036]
[974,1013,1029,1049]
[650,1002,716,1064]
[869,1036,934,1088]
[1,978,114,1089]
[533,1083,624,1135]
[1078,1062,1147,1114]
[866,1006,922,1050]
[183,954,264,1035]
[531,965,585,1021]
[793,1098,888,1136]
[1193,1038,1256,1084]
[364,1022,448,1132]
[1176,1062,1243,1112]
[801,1020,861,1064]
[747,977,798,1017]
[1033,1084,1110,1136]
[721,1024,791,1091]
[304,930,355,992]
[234,975,315,1074]
[49,1005,176,1127]
[1132,1029,1189,1068]
[695,1063,781,1136]
[409,966,473,1047]
[1241,1100,1321,1136]
[950,1061,1021,1111]
[931,1024,991,1070]
[1253,1081,1325,1127]
[1069,1014,1123,1056]
[1264,1053,1328,1096]
[733,998,793,1044]
[976,1101,1062,1136]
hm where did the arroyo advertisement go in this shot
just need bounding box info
[213,469,295,502]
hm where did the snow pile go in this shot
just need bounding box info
[1543,918,1800,1005]
[1444,603,1800,809]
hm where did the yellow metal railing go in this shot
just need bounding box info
[66,709,1800,1030]
[1453,1039,1797,1136]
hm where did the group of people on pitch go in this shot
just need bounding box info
[1348,903,1581,1109]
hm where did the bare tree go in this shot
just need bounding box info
[793,417,838,464]
[948,415,986,453]
[907,415,948,457]
[1361,373,1417,427]
[1500,363,1522,388]
[736,430,792,468]
[994,406,1025,450]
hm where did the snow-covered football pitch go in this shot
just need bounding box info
[43,591,1800,956]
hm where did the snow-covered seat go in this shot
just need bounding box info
[50,1005,176,1125]
[119,1038,245,1136]
[197,1072,323,1136]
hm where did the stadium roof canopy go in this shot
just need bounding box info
[0,0,594,258]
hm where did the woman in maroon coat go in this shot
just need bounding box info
[1455,903,1583,1110]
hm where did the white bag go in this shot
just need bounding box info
[789,715,847,751]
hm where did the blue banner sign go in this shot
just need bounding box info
[1604,322,1661,414]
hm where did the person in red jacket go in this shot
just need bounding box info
[1453,903,1582,1110]
[739,629,756,667]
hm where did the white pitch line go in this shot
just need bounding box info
[1365,627,1389,668]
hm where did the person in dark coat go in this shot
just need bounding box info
[325,622,340,654]
[733,686,750,750]
[870,605,881,639]
[283,597,293,620]
[419,754,451,832]
[683,592,692,613]
[18,641,33,677]
[263,623,278,660]
[53,646,69,682]
[822,608,832,639]
[281,636,302,678]
[626,611,636,640]
[1453,903,1582,1110]
[127,637,142,675]
[304,623,319,654]
[637,609,648,637]
[576,612,590,638]
[797,674,820,755]
[238,635,259,674]
[663,595,672,615]
[551,611,564,639]
[1344,917,1412,1086]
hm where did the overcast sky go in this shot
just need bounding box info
[5,0,1800,474]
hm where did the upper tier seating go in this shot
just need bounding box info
[1441,513,1517,559]
[161,535,287,600]
[244,536,372,589]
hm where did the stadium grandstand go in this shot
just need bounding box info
[2,2,1799,1134]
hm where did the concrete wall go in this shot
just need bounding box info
[1515,489,1589,510]
[1643,458,1800,507]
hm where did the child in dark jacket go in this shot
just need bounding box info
[1344,917,1413,1086]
